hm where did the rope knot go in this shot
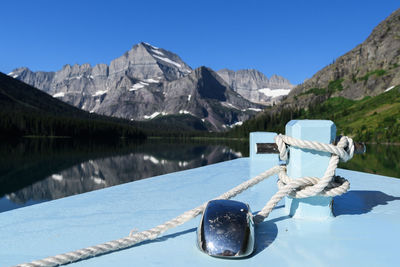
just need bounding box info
[255,134,353,223]
[336,135,355,162]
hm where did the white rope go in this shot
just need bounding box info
[275,134,354,162]
[16,134,355,266]
[254,134,353,223]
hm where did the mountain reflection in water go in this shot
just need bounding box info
[0,138,248,213]
[1,139,398,213]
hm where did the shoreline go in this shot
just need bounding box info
[1,135,399,146]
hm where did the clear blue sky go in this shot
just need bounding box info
[1,0,399,84]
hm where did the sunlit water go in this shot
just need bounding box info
[0,138,398,213]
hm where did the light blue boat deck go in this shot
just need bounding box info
[1,157,400,266]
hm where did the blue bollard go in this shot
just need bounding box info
[285,120,336,219]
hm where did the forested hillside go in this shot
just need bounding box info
[0,72,146,139]
[227,86,400,143]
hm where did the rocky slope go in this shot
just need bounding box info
[94,66,261,131]
[284,8,400,109]
[217,69,294,104]
[10,42,265,131]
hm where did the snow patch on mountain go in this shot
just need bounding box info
[232,121,243,126]
[8,72,19,79]
[221,102,240,110]
[223,121,244,129]
[143,78,159,83]
[53,92,65,98]
[143,112,168,119]
[244,107,263,112]
[385,86,395,92]
[130,82,149,91]
[179,110,192,115]
[151,49,164,56]
[153,55,182,68]
[144,42,159,49]
[130,84,144,91]
[93,90,108,96]
[258,88,291,97]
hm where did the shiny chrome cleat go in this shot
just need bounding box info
[197,199,255,258]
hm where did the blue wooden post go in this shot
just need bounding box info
[285,120,336,219]
[249,132,278,177]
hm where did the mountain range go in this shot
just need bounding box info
[9,42,294,131]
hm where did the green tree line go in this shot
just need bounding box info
[0,110,146,139]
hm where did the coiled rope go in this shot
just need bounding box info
[15,135,354,267]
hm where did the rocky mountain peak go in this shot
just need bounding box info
[108,42,192,81]
[9,67,55,92]
[269,74,293,87]
[8,67,30,78]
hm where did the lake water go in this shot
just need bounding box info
[0,138,399,213]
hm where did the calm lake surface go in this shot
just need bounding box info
[0,138,399,213]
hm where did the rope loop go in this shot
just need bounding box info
[275,134,354,162]
[255,134,354,223]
